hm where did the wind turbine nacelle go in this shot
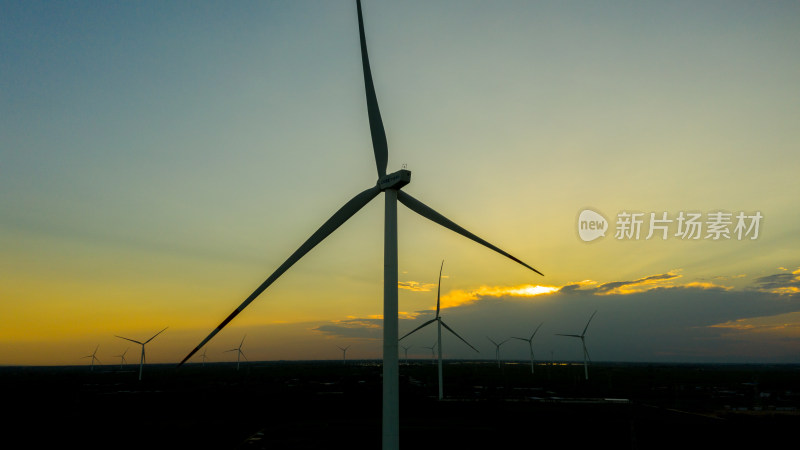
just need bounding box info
[379,169,411,190]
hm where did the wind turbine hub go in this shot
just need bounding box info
[378,169,411,190]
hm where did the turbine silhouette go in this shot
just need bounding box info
[487,337,511,369]
[82,344,101,371]
[337,345,351,365]
[178,2,542,448]
[115,327,167,381]
[556,311,597,380]
[513,322,543,374]
[400,344,411,364]
[225,335,248,371]
[399,260,478,399]
[422,343,437,364]
[114,348,129,369]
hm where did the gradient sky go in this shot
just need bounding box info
[2,0,799,366]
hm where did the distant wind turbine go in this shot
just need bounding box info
[487,337,511,369]
[399,260,478,399]
[177,2,543,448]
[422,343,437,365]
[114,348,129,369]
[513,322,543,374]
[400,345,411,364]
[337,345,351,365]
[199,348,209,367]
[225,335,248,371]
[82,344,101,371]
[556,311,597,380]
[115,327,167,381]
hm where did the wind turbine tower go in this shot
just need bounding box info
[338,345,351,365]
[513,322,543,374]
[399,260,478,399]
[83,345,100,372]
[114,348,129,369]
[556,311,597,380]
[422,343,437,365]
[225,335,248,371]
[115,327,167,381]
[487,337,511,369]
[400,345,411,364]
[177,2,543,448]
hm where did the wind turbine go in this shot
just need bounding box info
[199,348,209,367]
[422,343,437,365]
[225,335,248,371]
[337,345,351,365]
[115,327,167,381]
[82,344,101,371]
[114,348,129,369]
[513,322,543,374]
[556,310,597,380]
[487,337,511,369]
[399,260,478,400]
[177,2,543,448]
[400,344,411,364]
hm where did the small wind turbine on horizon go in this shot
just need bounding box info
[225,335,248,371]
[399,260,478,399]
[556,311,597,380]
[82,344,101,371]
[487,337,511,369]
[337,345,351,365]
[114,348,129,369]
[115,327,167,381]
[422,343,437,365]
[177,2,543,448]
[199,348,209,367]
[400,345,411,364]
[513,322,543,374]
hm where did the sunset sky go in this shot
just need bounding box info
[2,0,799,366]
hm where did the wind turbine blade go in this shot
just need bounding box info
[178,184,381,366]
[556,334,581,338]
[531,322,544,340]
[487,336,498,346]
[398,319,437,341]
[512,337,529,342]
[582,310,597,336]
[240,334,246,348]
[144,327,168,344]
[240,351,248,361]
[356,0,388,178]
[440,320,478,352]
[397,191,543,276]
[115,336,144,345]
[436,260,443,318]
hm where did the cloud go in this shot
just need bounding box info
[440,284,559,308]
[398,281,437,292]
[683,281,732,290]
[311,317,383,340]
[306,268,800,362]
[753,268,800,294]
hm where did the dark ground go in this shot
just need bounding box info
[2,360,798,449]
